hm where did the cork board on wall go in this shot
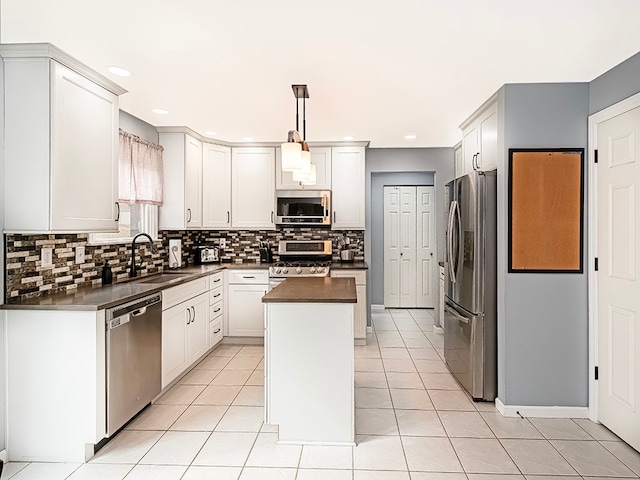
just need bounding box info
[509,149,584,273]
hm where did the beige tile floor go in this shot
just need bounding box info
[3,308,640,480]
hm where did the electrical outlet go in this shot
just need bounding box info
[41,248,53,268]
[75,246,85,264]
[219,238,226,249]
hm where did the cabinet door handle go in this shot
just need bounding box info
[214,307,221,313]
[213,293,221,298]
[191,306,196,323]
[187,308,192,325]
[187,208,192,222]
[271,211,274,223]
[333,211,336,223]
[115,202,120,222]
[243,275,256,279]
[227,211,230,223]
[213,278,221,283]
[213,328,221,334]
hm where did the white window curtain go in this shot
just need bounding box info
[119,129,164,205]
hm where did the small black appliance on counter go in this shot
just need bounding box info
[194,245,220,264]
[259,241,273,263]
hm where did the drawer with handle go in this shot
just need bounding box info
[210,318,223,347]
[209,299,223,322]
[209,285,223,305]
[228,270,269,284]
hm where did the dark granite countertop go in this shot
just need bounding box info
[2,260,363,311]
[262,277,357,304]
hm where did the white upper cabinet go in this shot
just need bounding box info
[454,142,463,178]
[459,98,498,177]
[331,146,366,230]
[159,132,203,229]
[2,45,124,233]
[202,143,232,229]
[231,147,276,230]
[275,146,332,190]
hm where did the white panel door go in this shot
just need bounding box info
[416,186,436,308]
[597,106,640,452]
[400,188,417,307]
[184,135,203,228]
[384,187,401,307]
[228,284,267,337]
[202,143,231,228]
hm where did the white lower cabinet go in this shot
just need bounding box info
[209,271,224,347]
[331,270,367,341]
[228,270,269,337]
[162,278,210,388]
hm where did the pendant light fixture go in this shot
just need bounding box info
[281,84,311,177]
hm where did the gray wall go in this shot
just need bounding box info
[590,51,640,114]
[370,172,435,305]
[0,55,5,452]
[119,110,159,144]
[498,83,590,406]
[365,148,454,306]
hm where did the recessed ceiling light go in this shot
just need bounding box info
[404,134,417,140]
[107,65,131,77]
[152,108,169,115]
[242,136,255,142]
[343,136,354,141]
[204,131,218,137]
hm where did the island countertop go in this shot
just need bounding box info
[262,277,357,303]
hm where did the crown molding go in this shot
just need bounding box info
[0,43,127,96]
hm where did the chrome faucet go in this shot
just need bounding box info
[129,233,158,277]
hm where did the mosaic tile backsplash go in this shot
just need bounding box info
[5,228,364,302]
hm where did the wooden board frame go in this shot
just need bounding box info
[508,148,584,273]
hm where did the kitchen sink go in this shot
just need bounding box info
[137,274,191,284]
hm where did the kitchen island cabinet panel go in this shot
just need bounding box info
[331,269,367,341]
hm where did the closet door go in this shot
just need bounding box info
[384,187,401,307]
[399,187,417,306]
[416,186,436,308]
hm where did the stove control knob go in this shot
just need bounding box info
[309,267,316,274]
[317,267,324,274]
[296,267,302,274]
[282,268,288,274]
[274,267,281,274]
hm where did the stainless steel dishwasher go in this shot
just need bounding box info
[106,292,162,436]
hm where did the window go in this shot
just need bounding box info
[89,203,158,245]
[90,129,163,245]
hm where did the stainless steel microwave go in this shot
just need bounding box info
[275,190,331,226]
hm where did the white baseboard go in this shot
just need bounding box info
[371,304,385,312]
[496,397,589,418]
[366,326,373,334]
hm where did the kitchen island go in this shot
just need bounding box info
[262,277,357,445]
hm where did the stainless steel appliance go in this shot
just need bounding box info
[194,245,220,264]
[106,293,162,436]
[268,240,332,289]
[275,190,331,226]
[444,170,497,401]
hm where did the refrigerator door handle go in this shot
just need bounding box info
[445,304,470,324]
[450,200,462,281]
[447,200,457,281]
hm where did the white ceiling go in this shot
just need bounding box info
[2,0,640,148]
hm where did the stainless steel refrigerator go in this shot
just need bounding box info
[444,170,497,401]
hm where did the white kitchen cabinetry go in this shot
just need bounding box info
[203,143,232,229]
[5,309,107,462]
[232,147,276,229]
[159,132,203,229]
[2,45,124,233]
[454,142,463,179]
[459,99,498,177]
[276,146,332,190]
[331,269,367,341]
[331,146,366,230]
[162,277,210,387]
[209,271,224,347]
[227,270,269,337]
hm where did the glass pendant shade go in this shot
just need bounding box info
[292,157,316,186]
[281,141,302,172]
[302,163,317,185]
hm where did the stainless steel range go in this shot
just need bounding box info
[268,240,332,288]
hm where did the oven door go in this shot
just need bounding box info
[275,190,331,226]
